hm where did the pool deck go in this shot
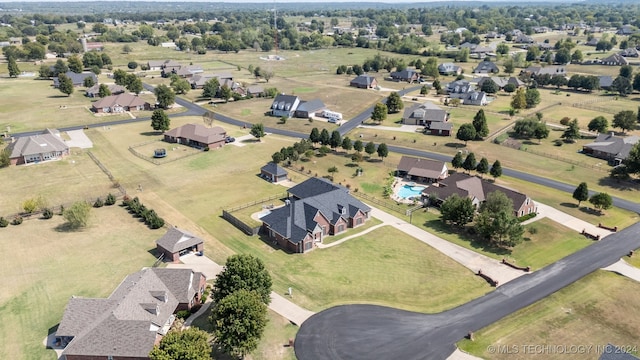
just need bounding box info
[391,177,430,204]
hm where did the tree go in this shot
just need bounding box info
[503,58,515,74]
[57,73,74,96]
[633,73,640,93]
[524,88,541,108]
[386,92,404,113]
[364,141,376,157]
[440,194,475,227]
[462,152,477,173]
[271,152,284,164]
[490,160,502,179]
[122,44,132,54]
[353,139,364,153]
[0,147,10,168]
[97,84,111,98]
[510,87,526,110]
[319,129,330,146]
[7,56,20,78]
[155,84,175,109]
[149,328,210,360]
[202,78,220,98]
[63,201,91,229]
[329,130,342,151]
[572,182,589,207]
[250,123,266,142]
[39,64,52,79]
[476,157,489,178]
[533,122,549,143]
[82,76,95,88]
[561,119,581,143]
[377,143,388,159]
[623,142,640,175]
[127,61,138,70]
[113,69,129,86]
[503,83,517,93]
[589,192,613,213]
[212,254,272,304]
[472,109,489,139]
[170,76,191,95]
[371,102,388,123]
[612,76,633,97]
[456,124,476,145]
[480,79,499,94]
[620,65,634,79]
[210,289,267,359]
[341,137,352,152]
[67,55,83,73]
[474,191,523,248]
[151,109,170,132]
[571,49,583,63]
[309,128,320,146]
[588,116,608,133]
[612,110,636,133]
[127,76,143,95]
[452,152,464,171]
[550,75,568,88]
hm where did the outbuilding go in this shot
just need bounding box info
[156,227,204,263]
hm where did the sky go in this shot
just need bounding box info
[0,0,568,2]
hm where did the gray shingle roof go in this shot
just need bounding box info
[296,99,326,113]
[583,133,640,160]
[288,177,344,199]
[156,227,204,253]
[8,129,68,159]
[91,93,149,110]
[403,102,448,123]
[164,123,226,145]
[53,71,97,87]
[261,162,288,177]
[57,268,204,358]
[350,74,377,86]
[272,94,299,111]
[599,344,639,360]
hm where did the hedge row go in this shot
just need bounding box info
[122,196,165,229]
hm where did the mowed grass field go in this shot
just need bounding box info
[0,205,160,360]
[458,271,640,359]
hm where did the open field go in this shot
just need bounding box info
[0,205,161,360]
[0,150,115,215]
[458,271,640,359]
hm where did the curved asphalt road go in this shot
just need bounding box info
[295,222,640,359]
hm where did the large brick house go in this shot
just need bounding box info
[163,124,227,150]
[582,133,640,165]
[424,172,537,217]
[401,102,453,136]
[56,267,206,360]
[350,74,378,89]
[91,93,151,113]
[261,177,371,253]
[7,129,69,165]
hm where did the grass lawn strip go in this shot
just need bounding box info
[457,271,640,359]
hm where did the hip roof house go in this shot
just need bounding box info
[56,267,206,360]
[7,129,69,165]
[261,177,371,253]
[164,124,227,150]
[396,156,448,183]
[91,93,151,113]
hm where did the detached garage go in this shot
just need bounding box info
[156,227,204,263]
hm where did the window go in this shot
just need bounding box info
[337,224,345,233]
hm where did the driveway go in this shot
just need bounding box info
[534,202,613,238]
[65,130,93,149]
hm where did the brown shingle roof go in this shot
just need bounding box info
[164,123,227,145]
[397,156,447,179]
[91,93,149,110]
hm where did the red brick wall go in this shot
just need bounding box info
[331,217,348,235]
[313,212,330,235]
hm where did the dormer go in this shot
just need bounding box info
[150,290,167,303]
[141,303,159,315]
[338,205,347,216]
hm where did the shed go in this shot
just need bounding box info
[261,162,288,183]
[156,227,204,263]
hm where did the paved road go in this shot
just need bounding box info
[294,222,640,360]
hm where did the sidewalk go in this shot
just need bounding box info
[316,223,387,248]
[533,202,613,239]
[602,259,640,282]
[169,253,316,326]
[369,208,525,285]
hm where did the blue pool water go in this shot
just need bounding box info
[396,185,426,199]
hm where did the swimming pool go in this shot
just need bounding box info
[396,184,426,200]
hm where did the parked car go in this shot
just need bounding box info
[225,136,236,143]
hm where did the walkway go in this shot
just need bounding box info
[316,223,387,249]
[169,253,315,326]
[602,258,640,282]
[369,208,525,285]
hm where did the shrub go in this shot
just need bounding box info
[176,310,191,320]
[553,139,563,146]
[42,208,54,219]
[0,217,8,227]
[94,197,104,208]
[517,213,537,222]
[528,226,538,235]
[105,193,116,206]
[11,216,23,225]
[560,117,571,126]
[59,205,64,215]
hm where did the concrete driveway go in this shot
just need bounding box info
[65,130,93,149]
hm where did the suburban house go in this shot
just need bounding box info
[7,129,69,165]
[476,76,524,89]
[424,172,537,217]
[598,76,614,90]
[401,101,453,136]
[55,267,207,360]
[172,65,204,78]
[260,162,289,183]
[155,227,204,263]
[163,124,227,150]
[427,121,454,136]
[85,83,125,98]
[515,34,535,44]
[446,79,476,96]
[458,91,488,106]
[350,74,378,89]
[389,69,420,83]
[295,99,326,119]
[620,48,639,57]
[472,61,500,75]
[616,25,637,36]
[582,133,640,165]
[188,74,215,89]
[521,65,567,77]
[585,37,599,46]
[470,45,495,57]
[438,62,462,76]
[599,53,629,66]
[91,93,151,113]
[260,177,371,253]
[147,59,177,71]
[271,94,301,118]
[53,71,98,88]
[396,156,448,183]
[446,80,488,105]
[247,85,265,97]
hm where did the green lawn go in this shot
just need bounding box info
[458,271,640,359]
[0,205,161,360]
